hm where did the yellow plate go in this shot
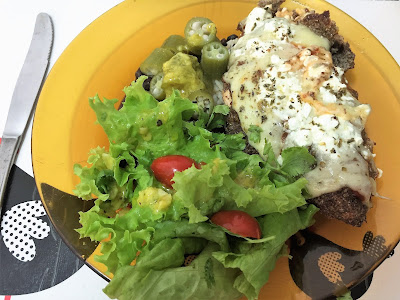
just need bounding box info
[32,0,400,299]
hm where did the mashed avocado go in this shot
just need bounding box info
[162,52,205,98]
[137,187,172,212]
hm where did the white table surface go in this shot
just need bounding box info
[0,0,399,299]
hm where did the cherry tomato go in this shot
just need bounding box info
[211,210,262,239]
[151,155,201,188]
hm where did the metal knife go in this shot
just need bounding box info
[0,13,53,221]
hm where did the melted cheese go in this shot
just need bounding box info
[224,6,373,202]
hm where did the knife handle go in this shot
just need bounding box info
[0,137,20,220]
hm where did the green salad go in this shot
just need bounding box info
[73,17,319,300]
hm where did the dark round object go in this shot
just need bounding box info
[135,68,144,80]
[142,77,152,91]
[227,34,238,41]
[220,38,227,46]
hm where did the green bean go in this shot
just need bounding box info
[140,48,174,76]
[200,41,229,80]
[184,17,218,55]
[150,73,166,100]
[161,35,189,54]
[188,90,215,120]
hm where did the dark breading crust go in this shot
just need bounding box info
[307,187,368,227]
[343,88,378,180]
[258,0,285,15]
[256,0,355,72]
[362,130,379,179]
[347,85,359,99]
[296,11,355,71]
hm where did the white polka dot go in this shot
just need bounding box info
[1,200,50,262]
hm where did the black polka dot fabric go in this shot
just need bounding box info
[0,164,84,295]
[1,200,50,262]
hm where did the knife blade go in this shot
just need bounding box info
[0,13,53,220]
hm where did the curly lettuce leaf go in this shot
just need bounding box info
[172,158,252,223]
[136,238,185,270]
[90,77,197,161]
[212,205,319,300]
[151,220,230,252]
[76,201,156,273]
[74,76,321,300]
[225,178,309,217]
[172,158,308,222]
[77,193,186,274]
[103,243,242,300]
[73,147,115,201]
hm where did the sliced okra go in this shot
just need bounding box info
[140,48,174,76]
[184,17,218,55]
[161,35,189,54]
[200,41,229,80]
[150,73,166,100]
